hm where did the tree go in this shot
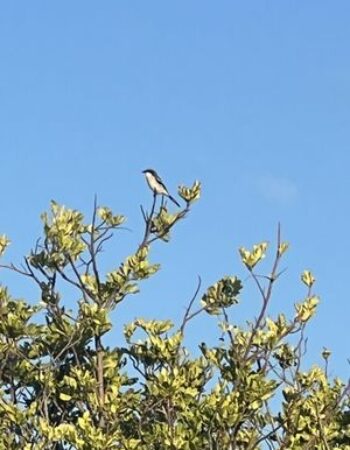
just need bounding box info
[0,181,349,450]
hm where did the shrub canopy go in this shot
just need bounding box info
[0,182,349,449]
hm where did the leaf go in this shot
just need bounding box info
[0,234,10,257]
[178,180,201,203]
[201,276,242,314]
[239,242,268,270]
[59,392,72,401]
[278,241,289,256]
[301,270,316,288]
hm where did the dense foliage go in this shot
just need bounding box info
[0,182,349,449]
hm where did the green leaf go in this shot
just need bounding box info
[59,392,72,401]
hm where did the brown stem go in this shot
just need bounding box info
[179,275,202,336]
[95,334,105,427]
[139,193,157,249]
[90,195,101,294]
[243,224,283,361]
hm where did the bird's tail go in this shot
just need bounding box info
[168,195,181,208]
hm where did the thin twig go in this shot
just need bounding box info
[92,196,101,283]
[179,276,202,336]
[139,193,157,249]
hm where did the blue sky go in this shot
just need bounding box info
[0,2,349,379]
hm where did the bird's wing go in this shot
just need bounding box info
[154,172,169,194]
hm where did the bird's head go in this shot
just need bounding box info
[142,169,156,175]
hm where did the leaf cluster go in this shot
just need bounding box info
[0,183,349,449]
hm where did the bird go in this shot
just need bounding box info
[142,169,180,207]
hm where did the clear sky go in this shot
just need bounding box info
[0,2,349,379]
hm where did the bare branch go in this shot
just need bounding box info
[179,275,202,336]
[90,195,101,293]
[139,193,157,249]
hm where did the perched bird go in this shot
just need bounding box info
[142,168,180,207]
